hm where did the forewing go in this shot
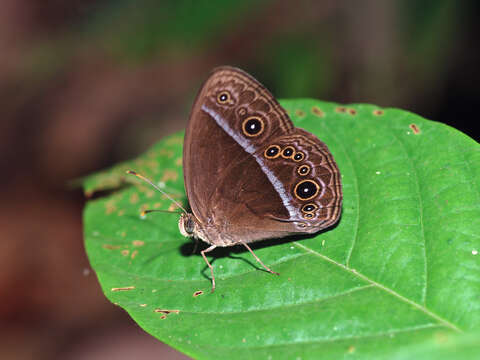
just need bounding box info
[183,66,293,225]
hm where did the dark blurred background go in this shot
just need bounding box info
[1,1,478,359]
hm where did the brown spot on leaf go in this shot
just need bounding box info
[121,250,130,257]
[154,309,180,314]
[154,309,180,319]
[140,204,150,213]
[111,286,135,292]
[193,290,204,297]
[132,240,145,246]
[168,202,184,212]
[159,149,174,158]
[409,123,421,134]
[295,109,306,117]
[162,193,181,200]
[105,200,117,215]
[161,170,178,182]
[117,209,125,216]
[130,193,139,204]
[102,244,122,250]
[131,250,138,259]
[166,136,184,145]
[373,109,384,116]
[348,108,357,115]
[146,160,159,168]
[335,106,347,113]
[311,106,324,117]
[175,157,182,166]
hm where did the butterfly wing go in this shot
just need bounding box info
[183,67,342,246]
[183,66,293,224]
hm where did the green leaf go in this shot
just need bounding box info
[83,99,480,359]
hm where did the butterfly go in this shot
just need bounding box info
[130,66,342,292]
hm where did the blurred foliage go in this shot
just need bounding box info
[83,0,271,61]
[258,35,334,98]
[11,0,477,145]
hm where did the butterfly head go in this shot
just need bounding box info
[178,213,196,238]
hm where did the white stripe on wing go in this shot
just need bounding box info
[201,104,300,220]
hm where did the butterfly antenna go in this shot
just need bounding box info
[140,209,182,216]
[126,170,188,214]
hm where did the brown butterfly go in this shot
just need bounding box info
[130,66,342,292]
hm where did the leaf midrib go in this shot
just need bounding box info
[294,242,462,333]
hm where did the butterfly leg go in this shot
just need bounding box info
[242,243,280,276]
[191,237,199,255]
[200,245,217,292]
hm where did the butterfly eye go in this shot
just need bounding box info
[217,91,231,104]
[264,145,281,159]
[294,180,320,200]
[293,152,305,162]
[301,203,318,213]
[242,116,264,137]
[185,218,195,234]
[297,165,310,176]
[281,146,295,158]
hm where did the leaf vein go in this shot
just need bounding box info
[293,242,462,333]
[318,120,359,267]
[387,124,428,306]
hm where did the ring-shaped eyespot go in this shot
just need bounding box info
[242,116,264,137]
[297,164,311,176]
[294,179,320,201]
[303,212,315,220]
[217,91,231,105]
[281,146,295,158]
[301,203,318,213]
[293,152,305,162]
[237,107,247,116]
[264,145,281,159]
